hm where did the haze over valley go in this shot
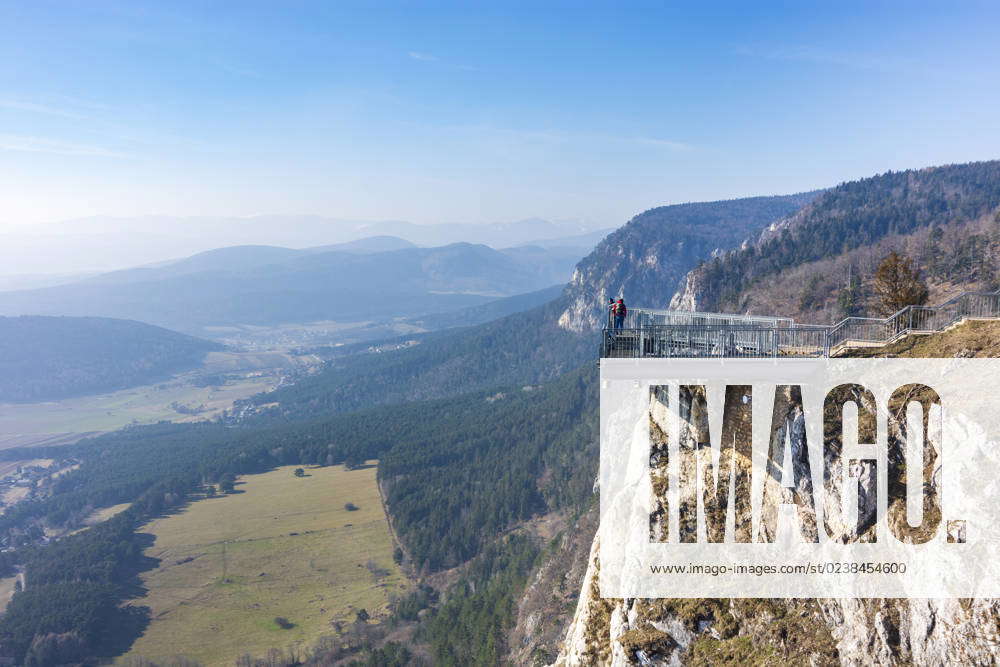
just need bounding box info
[2,3,999,665]
[0,215,611,277]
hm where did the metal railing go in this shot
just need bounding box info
[601,290,1000,358]
[607,307,793,330]
[602,324,829,358]
[828,291,1000,349]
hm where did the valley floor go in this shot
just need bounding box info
[121,464,407,666]
[0,349,315,450]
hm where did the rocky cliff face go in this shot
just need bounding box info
[667,271,702,313]
[552,324,1000,665]
[555,545,839,666]
[509,508,601,666]
[554,462,993,664]
[557,194,818,332]
[556,556,1000,666]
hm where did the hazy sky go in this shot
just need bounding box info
[1,1,998,227]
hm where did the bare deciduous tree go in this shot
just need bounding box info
[872,251,929,316]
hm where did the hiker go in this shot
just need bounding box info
[607,298,616,328]
[613,298,627,329]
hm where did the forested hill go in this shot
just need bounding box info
[557,192,820,331]
[672,161,1000,317]
[0,316,221,402]
[242,297,592,421]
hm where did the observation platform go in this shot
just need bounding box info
[600,291,1000,359]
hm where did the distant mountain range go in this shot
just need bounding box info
[241,194,824,419]
[0,215,612,276]
[0,238,599,335]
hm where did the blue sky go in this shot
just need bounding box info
[1,1,998,226]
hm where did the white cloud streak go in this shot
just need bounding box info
[407,50,478,71]
[733,44,935,76]
[0,134,128,158]
[407,51,438,62]
[0,99,83,118]
[458,125,694,152]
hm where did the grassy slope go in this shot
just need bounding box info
[0,374,274,449]
[849,319,1000,358]
[124,464,406,666]
[0,348,314,450]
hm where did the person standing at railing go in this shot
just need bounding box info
[614,298,627,329]
[607,298,616,329]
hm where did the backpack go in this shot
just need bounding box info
[616,303,626,317]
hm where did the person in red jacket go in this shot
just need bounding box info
[613,298,627,329]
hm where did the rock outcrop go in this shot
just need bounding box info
[557,194,818,332]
